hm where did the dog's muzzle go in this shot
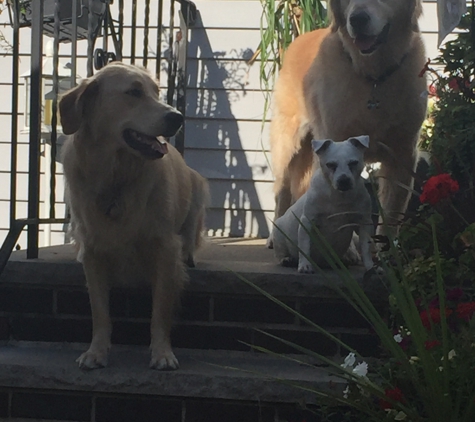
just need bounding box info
[349,11,390,55]
[336,175,353,192]
[163,111,184,137]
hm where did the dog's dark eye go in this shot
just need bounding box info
[348,160,359,167]
[126,88,142,98]
[326,162,337,171]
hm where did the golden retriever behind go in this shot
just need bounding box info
[60,62,209,370]
[270,0,427,236]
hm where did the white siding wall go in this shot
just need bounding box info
[0,0,451,247]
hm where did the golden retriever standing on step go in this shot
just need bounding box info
[60,62,209,370]
[270,0,427,238]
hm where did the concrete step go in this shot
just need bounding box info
[0,239,383,357]
[0,342,344,422]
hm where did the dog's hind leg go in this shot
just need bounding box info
[377,149,417,237]
[149,235,186,370]
[288,136,314,203]
[268,128,312,249]
[180,180,208,267]
[77,251,112,369]
[180,207,205,268]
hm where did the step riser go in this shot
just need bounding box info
[0,389,327,422]
[0,284,379,357]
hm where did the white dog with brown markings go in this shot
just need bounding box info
[60,62,208,370]
[273,136,374,273]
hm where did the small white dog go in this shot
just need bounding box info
[273,136,374,273]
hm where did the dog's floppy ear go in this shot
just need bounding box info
[328,0,345,32]
[410,0,423,32]
[312,139,333,154]
[349,135,370,150]
[59,79,99,135]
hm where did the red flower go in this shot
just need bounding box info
[448,77,460,91]
[425,340,441,350]
[420,307,453,329]
[429,83,438,97]
[419,173,459,206]
[446,288,464,302]
[456,302,475,322]
[380,387,405,410]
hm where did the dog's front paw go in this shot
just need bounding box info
[266,236,274,249]
[281,256,298,267]
[298,263,315,274]
[364,265,384,278]
[150,350,179,370]
[76,348,109,369]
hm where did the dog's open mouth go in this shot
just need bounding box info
[353,23,390,55]
[123,129,169,160]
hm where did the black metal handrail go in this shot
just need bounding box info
[0,0,197,275]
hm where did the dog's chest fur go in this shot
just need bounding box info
[306,34,427,160]
[65,143,173,251]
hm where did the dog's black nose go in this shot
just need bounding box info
[350,11,370,32]
[337,175,352,192]
[164,111,184,134]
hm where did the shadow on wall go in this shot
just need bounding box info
[185,13,270,238]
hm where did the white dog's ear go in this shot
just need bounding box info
[312,139,333,154]
[349,135,370,150]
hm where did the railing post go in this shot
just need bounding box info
[27,0,44,259]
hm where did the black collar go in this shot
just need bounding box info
[366,53,409,84]
[345,51,409,85]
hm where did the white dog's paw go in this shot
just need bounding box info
[266,235,274,249]
[364,265,385,277]
[76,349,109,369]
[150,350,179,370]
[298,263,315,274]
[342,245,361,266]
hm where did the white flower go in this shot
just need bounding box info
[341,352,356,368]
[448,349,456,360]
[441,350,457,361]
[409,356,420,364]
[393,334,403,343]
[394,411,407,420]
[343,385,350,399]
[353,362,368,377]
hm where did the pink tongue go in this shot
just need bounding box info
[154,139,168,155]
[354,36,377,52]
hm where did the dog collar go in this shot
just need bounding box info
[366,53,408,110]
[345,50,409,110]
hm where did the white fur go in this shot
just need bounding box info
[273,136,374,273]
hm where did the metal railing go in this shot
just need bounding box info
[0,0,197,274]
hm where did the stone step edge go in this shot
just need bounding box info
[0,341,344,404]
[0,258,385,300]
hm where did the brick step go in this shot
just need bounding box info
[0,241,384,356]
[0,342,344,422]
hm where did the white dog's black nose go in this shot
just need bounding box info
[337,175,352,192]
[350,11,370,32]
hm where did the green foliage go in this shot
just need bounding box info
[425,9,475,189]
[253,0,327,124]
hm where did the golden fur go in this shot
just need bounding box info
[60,62,208,370]
[270,0,427,232]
